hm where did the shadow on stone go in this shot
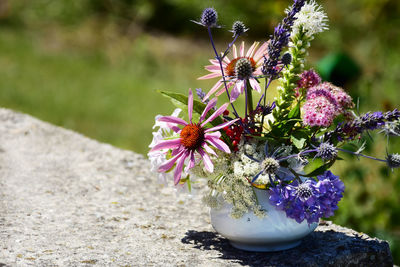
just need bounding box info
[181,228,393,267]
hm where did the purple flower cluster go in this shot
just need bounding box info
[325,109,400,142]
[297,69,321,90]
[268,171,345,224]
[262,0,305,77]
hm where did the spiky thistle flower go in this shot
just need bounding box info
[386,153,400,170]
[315,142,337,161]
[230,21,248,36]
[192,7,220,28]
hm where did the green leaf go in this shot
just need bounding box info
[304,160,335,177]
[291,135,306,149]
[158,90,224,127]
[288,102,300,119]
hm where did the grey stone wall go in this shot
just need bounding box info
[0,108,393,266]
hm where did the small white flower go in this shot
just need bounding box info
[148,108,182,184]
[291,0,329,37]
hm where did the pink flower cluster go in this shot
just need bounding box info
[302,82,353,127]
[295,69,322,97]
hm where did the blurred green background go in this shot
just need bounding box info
[0,0,399,262]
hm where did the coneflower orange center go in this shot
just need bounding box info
[180,123,205,150]
[225,57,256,77]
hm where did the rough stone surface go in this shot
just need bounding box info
[0,108,394,266]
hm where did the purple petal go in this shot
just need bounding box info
[188,89,193,123]
[198,148,214,173]
[171,126,181,133]
[206,136,231,153]
[201,103,229,127]
[158,149,185,172]
[174,151,189,185]
[150,138,181,152]
[205,118,240,133]
[158,116,187,126]
[185,151,196,173]
[200,98,217,123]
[230,82,243,102]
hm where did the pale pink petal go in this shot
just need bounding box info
[232,44,238,59]
[223,56,230,64]
[253,68,263,75]
[198,72,221,80]
[158,116,187,126]
[205,65,222,72]
[201,103,229,127]
[246,42,259,58]
[198,148,213,173]
[188,89,193,123]
[158,149,185,172]
[254,42,269,62]
[150,138,182,152]
[203,143,217,156]
[174,151,190,185]
[249,78,261,93]
[215,82,234,96]
[210,59,219,65]
[230,82,242,102]
[239,41,245,57]
[205,118,240,133]
[206,131,221,138]
[206,135,231,153]
[204,80,223,100]
[200,98,217,123]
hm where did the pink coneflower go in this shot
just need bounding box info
[198,41,268,102]
[150,89,239,185]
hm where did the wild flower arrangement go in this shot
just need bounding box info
[148,0,400,225]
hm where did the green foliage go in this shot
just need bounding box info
[158,90,224,127]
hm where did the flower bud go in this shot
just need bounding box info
[201,8,218,27]
[231,21,247,36]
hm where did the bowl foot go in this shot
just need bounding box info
[229,239,302,252]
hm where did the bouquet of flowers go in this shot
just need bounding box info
[148,0,400,225]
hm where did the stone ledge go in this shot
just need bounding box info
[0,108,393,266]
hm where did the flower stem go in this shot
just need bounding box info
[207,26,240,119]
[246,79,254,115]
[221,34,239,60]
[337,148,387,163]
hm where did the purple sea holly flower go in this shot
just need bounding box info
[150,89,239,184]
[268,171,345,224]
